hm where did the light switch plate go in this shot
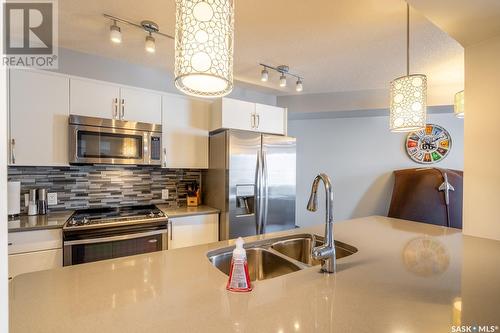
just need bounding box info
[161,189,169,200]
[47,193,58,206]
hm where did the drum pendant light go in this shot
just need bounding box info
[174,0,234,98]
[389,3,427,132]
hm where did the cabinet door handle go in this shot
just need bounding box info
[8,277,12,281]
[255,114,260,129]
[120,99,125,119]
[163,148,167,167]
[10,138,15,164]
[113,98,118,119]
[250,114,255,129]
[169,220,173,241]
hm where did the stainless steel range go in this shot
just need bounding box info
[63,205,168,266]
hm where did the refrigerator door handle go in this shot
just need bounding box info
[261,150,269,234]
[254,150,262,234]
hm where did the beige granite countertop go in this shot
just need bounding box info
[157,205,220,219]
[7,211,74,232]
[9,216,500,332]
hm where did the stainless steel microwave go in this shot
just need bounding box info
[69,115,162,165]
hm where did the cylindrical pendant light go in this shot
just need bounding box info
[389,3,427,132]
[454,90,464,118]
[174,0,234,98]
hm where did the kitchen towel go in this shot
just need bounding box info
[8,181,21,216]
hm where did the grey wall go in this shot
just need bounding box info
[288,108,464,227]
[50,48,277,105]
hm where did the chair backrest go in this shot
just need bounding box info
[388,168,463,229]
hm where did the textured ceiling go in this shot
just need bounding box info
[408,0,500,46]
[58,0,464,96]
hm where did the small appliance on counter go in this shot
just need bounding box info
[37,188,48,215]
[24,188,49,216]
[28,189,38,216]
[7,181,21,217]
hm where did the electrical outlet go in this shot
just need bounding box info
[47,193,58,206]
[161,189,169,200]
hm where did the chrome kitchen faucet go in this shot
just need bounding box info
[307,173,336,273]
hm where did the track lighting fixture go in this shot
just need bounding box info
[104,14,173,54]
[259,63,304,92]
[109,21,122,44]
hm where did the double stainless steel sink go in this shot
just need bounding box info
[207,234,357,281]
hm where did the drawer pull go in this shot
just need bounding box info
[8,242,12,246]
[8,277,12,280]
[148,239,158,243]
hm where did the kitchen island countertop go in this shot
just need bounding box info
[9,216,500,332]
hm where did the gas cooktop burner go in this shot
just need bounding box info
[65,205,166,229]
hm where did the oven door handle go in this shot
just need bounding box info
[64,229,167,246]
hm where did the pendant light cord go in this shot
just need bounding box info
[406,3,410,76]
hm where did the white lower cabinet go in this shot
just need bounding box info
[9,249,63,280]
[168,214,219,249]
[8,229,63,280]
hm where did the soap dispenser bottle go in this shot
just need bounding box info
[226,237,252,292]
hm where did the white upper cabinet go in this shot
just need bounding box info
[210,97,287,135]
[162,94,210,169]
[9,70,70,166]
[255,103,286,135]
[70,78,162,124]
[211,98,256,132]
[120,87,162,124]
[70,78,120,119]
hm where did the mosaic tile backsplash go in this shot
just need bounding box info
[8,166,201,213]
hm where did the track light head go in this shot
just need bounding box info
[261,68,269,82]
[110,22,122,44]
[279,74,287,87]
[145,33,156,53]
[296,79,303,92]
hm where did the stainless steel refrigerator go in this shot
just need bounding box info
[204,130,296,240]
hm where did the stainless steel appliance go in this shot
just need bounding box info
[63,205,168,266]
[69,115,162,165]
[37,188,48,215]
[204,130,296,240]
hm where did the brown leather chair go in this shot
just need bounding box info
[388,168,463,229]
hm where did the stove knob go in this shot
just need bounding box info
[149,212,156,218]
[83,217,89,224]
[157,211,164,217]
[69,219,76,226]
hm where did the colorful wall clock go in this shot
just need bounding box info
[406,124,452,164]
